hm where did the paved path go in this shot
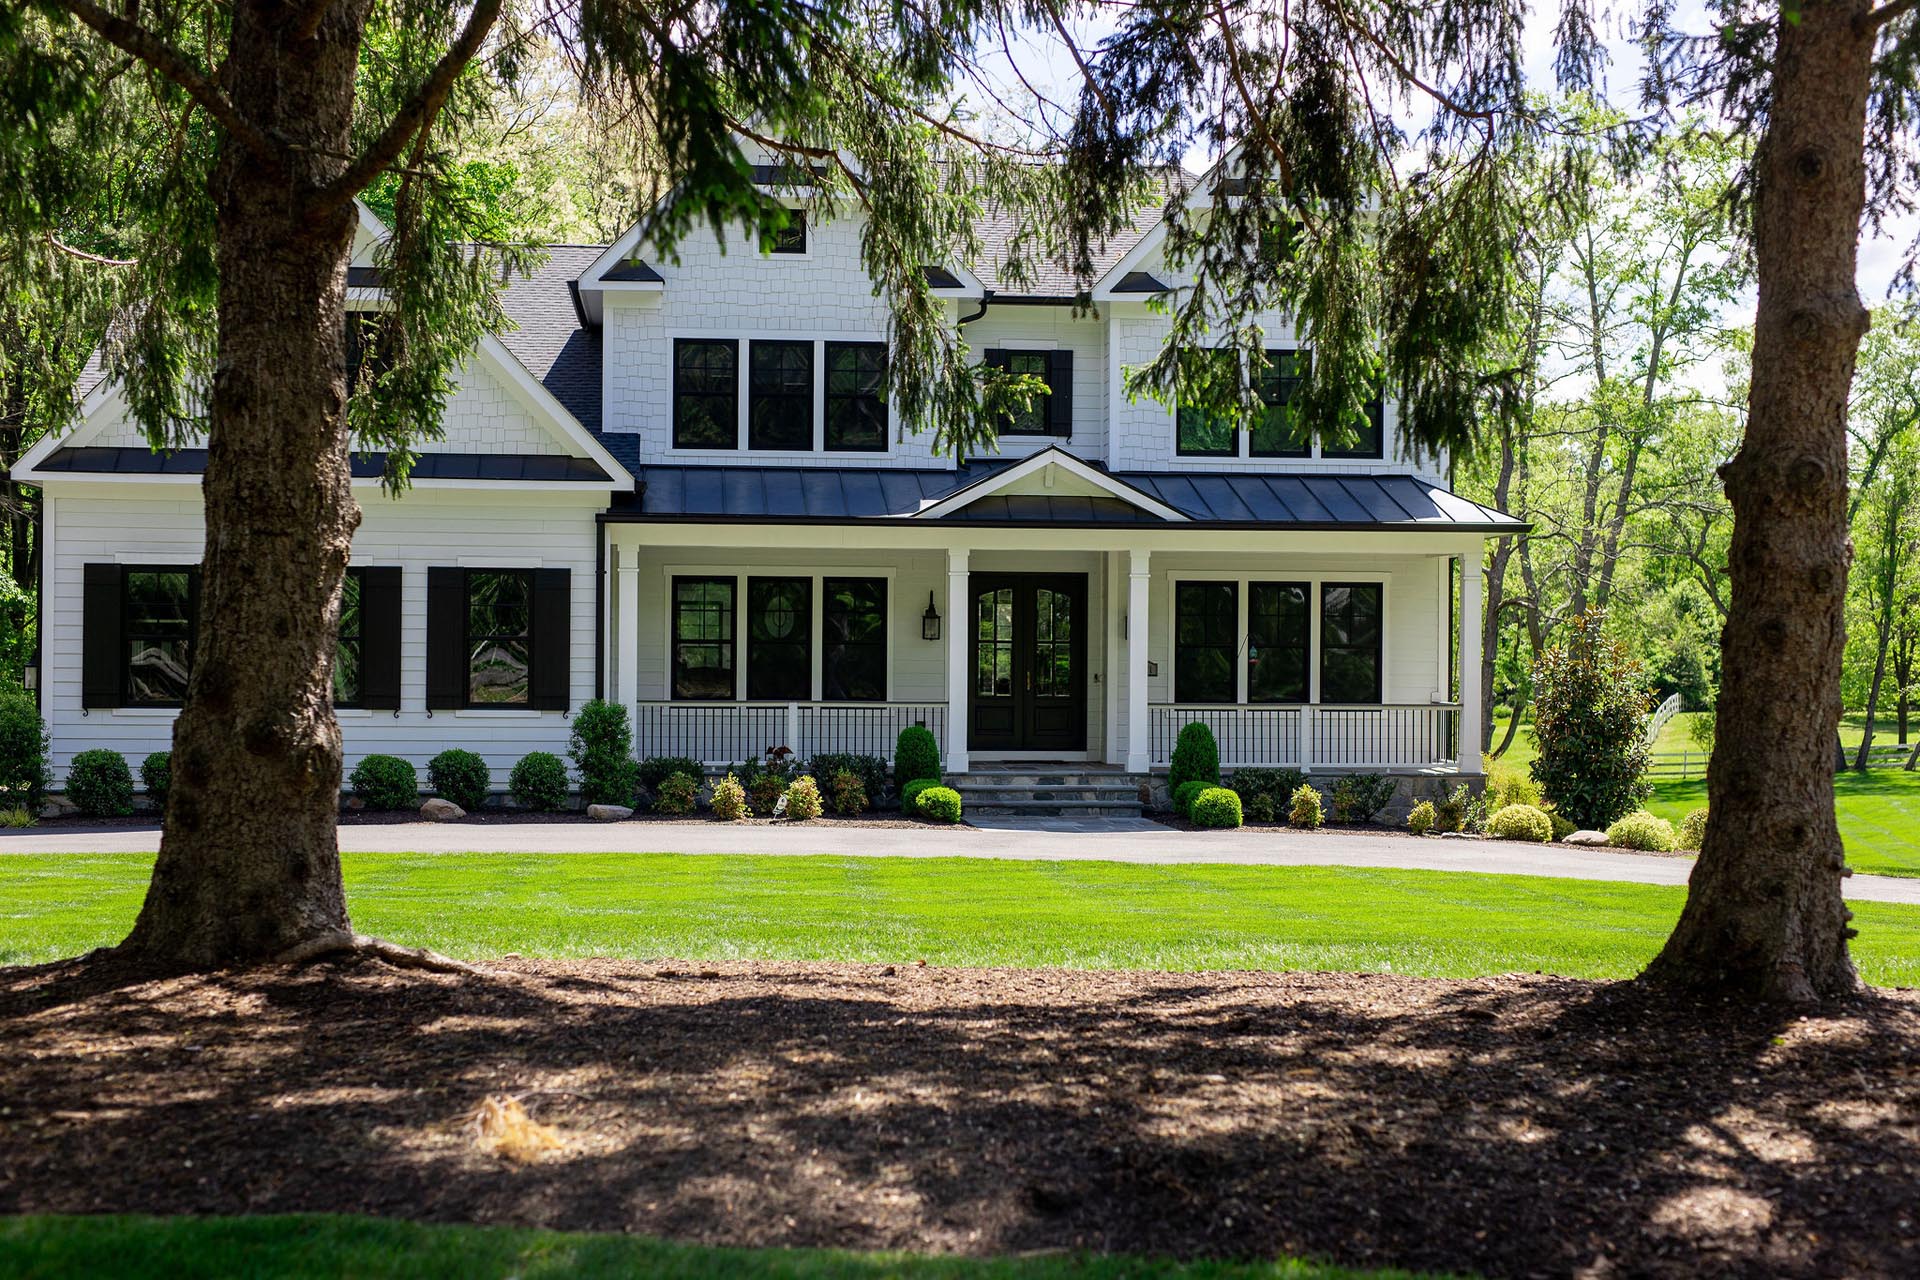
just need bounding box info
[5,819,1919,904]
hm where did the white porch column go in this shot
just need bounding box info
[615,545,640,714]
[1125,549,1151,773]
[946,548,970,773]
[1457,551,1484,770]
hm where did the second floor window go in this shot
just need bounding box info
[1324,396,1386,459]
[1252,350,1309,458]
[1176,348,1239,457]
[825,342,887,452]
[749,340,814,451]
[674,338,738,450]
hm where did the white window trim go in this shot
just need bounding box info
[666,330,896,460]
[1165,570,1392,706]
[660,564,898,703]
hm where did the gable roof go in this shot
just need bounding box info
[910,446,1189,522]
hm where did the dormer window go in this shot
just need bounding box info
[771,211,807,255]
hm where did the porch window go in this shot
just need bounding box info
[122,568,197,706]
[1247,581,1310,702]
[825,342,887,452]
[746,576,812,700]
[822,577,886,701]
[1173,580,1237,703]
[673,338,738,450]
[1324,395,1385,459]
[672,576,737,700]
[748,340,813,451]
[1176,348,1239,457]
[1320,582,1383,703]
[334,568,365,707]
[1251,350,1309,458]
[466,570,532,704]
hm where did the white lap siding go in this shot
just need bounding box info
[41,483,604,790]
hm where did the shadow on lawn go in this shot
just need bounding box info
[0,955,1915,1279]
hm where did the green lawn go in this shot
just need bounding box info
[5,852,1919,985]
[0,1214,1431,1280]
[1646,769,1920,878]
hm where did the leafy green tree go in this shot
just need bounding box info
[1528,609,1654,829]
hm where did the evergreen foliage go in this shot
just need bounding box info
[783,775,822,821]
[893,725,941,785]
[1168,723,1220,796]
[1530,610,1654,829]
[1488,803,1553,843]
[508,752,569,812]
[65,748,132,817]
[427,748,491,811]
[710,773,749,821]
[140,751,171,812]
[914,785,962,824]
[570,699,639,808]
[0,688,50,811]
[1288,784,1325,830]
[349,755,418,812]
[1191,786,1243,829]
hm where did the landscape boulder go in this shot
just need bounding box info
[587,803,634,822]
[420,798,465,822]
[1563,829,1610,846]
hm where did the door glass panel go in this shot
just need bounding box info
[976,587,1014,697]
[1032,587,1074,698]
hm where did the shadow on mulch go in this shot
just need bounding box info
[0,957,1914,1278]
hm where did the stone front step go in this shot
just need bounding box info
[964,798,1148,818]
[947,769,1147,818]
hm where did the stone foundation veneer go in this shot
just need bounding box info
[1147,771,1484,825]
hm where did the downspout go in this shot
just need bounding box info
[593,512,606,702]
[958,291,993,326]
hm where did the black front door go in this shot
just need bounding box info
[969,573,1087,753]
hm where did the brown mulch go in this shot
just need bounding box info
[1,960,1916,1279]
[27,810,944,832]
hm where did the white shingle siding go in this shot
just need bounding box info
[957,309,1109,465]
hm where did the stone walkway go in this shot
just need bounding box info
[5,818,1918,904]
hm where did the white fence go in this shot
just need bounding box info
[634,701,947,766]
[1149,703,1460,770]
[1644,692,1685,751]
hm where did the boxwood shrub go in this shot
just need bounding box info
[141,750,172,814]
[571,699,640,807]
[900,777,941,813]
[1172,779,1209,819]
[915,785,963,824]
[893,725,941,787]
[0,688,51,811]
[428,748,491,812]
[638,755,704,791]
[350,754,418,811]
[509,751,569,811]
[1678,806,1709,851]
[67,749,134,818]
[1191,786,1243,829]
[1487,803,1553,843]
[1168,722,1220,794]
[1606,811,1678,853]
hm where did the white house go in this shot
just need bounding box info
[11,159,1521,816]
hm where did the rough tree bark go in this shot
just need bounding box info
[116,3,367,969]
[1644,0,1873,1001]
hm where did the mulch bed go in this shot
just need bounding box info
[2,958,1915,1277]
[25,810,947,832]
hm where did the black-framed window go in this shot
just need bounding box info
[1324,394,1385,459]
[466,570,532,705]
[122,568,197,706]
[1320,582,1383,703]
[1174,580,1237,703]
[673,338,738,450]
[771,210,807,254]
[825,342,887,452]
[1248,581,1310,703]
[673,576,736,700]
[822,577,886,701]
[1003,350,1053,435]
[1251,349,1309,457]
[1176,348,1239,456]
[334,568,366,708]
[749,340,814,451]
[747,576,812,701]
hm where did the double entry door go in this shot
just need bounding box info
[969,573,1087,754]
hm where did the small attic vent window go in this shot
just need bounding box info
[772,212,807,255]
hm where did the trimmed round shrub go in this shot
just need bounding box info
[784,775,823,820]
[66,749,134,818]
[1173,779,1210,819]
[570,699,640,807]
[141,750,172,814]
[1407,800,1437,835]
[749,773,787,815]
[915,785,963,824]
[1191,786,1243,829]
[653,771,699,816]
[0,688,51,811]
[1678,807,1709,852]
[1487,803,1553,843]
[350,754,418,811]
[1606,811,1678,853]
[893,725,942,786]
[1288,783,1324,830]
[827,770,868,816]
[428,748,491,812]
[509,751,569,811]
[1168,721,1221,795]
[710,772,750,821]
[1329,773,1397,823]
[901,777,942,813]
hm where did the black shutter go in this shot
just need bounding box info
[528,568,572,711]
[1047,349,1073,436]
[425,567,466,710]
[82,563,122,709]
[359,567,403,710]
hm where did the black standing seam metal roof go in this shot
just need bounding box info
[607,459,1523,530]
[37,446,612,483]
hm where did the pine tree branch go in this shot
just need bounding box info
[309,0,503,216]
[50,0,284,171]
[44,234,136,267]
[1861,0,1920,32]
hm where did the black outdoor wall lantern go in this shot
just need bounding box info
[922,591,942,641]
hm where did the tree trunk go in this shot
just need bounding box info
[118,3,366,971]
[1644,0,1872,1002]
[1853,613,1892,770]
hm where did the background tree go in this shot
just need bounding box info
[1528,609,1655,829]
